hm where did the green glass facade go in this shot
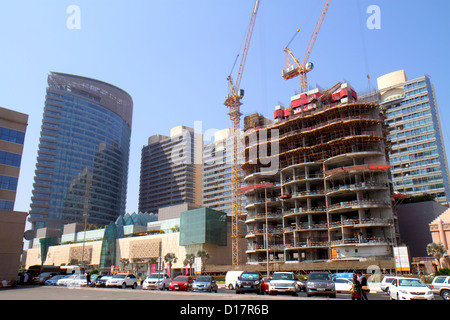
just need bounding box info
[179,208,227,246]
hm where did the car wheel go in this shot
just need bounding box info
[441,290,450,300]
[121,282,126,289]
[228,284,234,290]
[132,283,137,289]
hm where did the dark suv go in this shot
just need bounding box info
[235,272,263,294]
[306,272,336,298]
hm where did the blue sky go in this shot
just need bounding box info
[1,0,449,217]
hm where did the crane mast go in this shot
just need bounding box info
[224,0,260,266]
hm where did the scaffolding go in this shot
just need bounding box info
[241,85,397,264]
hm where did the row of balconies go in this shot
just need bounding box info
[246,199,391,218]
[282,218,394,233]
[246,236,394,253]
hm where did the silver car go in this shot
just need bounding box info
[306,272,336,298]
[430,275,450,300]
[142,273,171,290]
[268,272,299,296]
[192,275,218,293]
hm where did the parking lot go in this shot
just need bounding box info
[0,283,397,300]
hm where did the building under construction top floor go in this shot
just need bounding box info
[241,83,398,266]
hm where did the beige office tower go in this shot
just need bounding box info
[0,107,28,286]
[139,126,203,214]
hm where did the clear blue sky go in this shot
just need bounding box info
[1,0,449,218]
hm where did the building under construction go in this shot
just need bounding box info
[241,83,398,268]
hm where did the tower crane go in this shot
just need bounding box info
[282,0,331,93]
[224,0,260,266]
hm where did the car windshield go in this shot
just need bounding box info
[398,279,426,287]
[272,273,295,281]
[40,272,52,276]
[148,274,164,279]
[174,276,188,282]
[240,273,259,280]
[112,274,127,279]
[308,273,331,281]
[196,276,212,282]
[335,279,350,283]
[100,276,111,280]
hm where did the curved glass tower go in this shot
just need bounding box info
[29,72,133,233]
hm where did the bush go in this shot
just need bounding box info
[435,268,450,276]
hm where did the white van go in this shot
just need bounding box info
[225,271,243,290]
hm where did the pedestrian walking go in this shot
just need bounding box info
[350,272,362,300]
[358,272,369,300]
[86,273,91,286]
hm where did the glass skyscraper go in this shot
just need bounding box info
[29,72,133,233]
[360,70,450,203]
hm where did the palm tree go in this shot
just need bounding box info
[164,253,177,278]
[120,258,130,271]
[132,258,143,274]
[197,250,209,274]
[184,253,195,276]
[427,242,447,270]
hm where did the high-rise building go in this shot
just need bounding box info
[360,70,450,204]
[242,83,396,266]
[0,107,28,210]
[29,72,133,233]
[139,126,203,214]
[203,128,246,215]
[0,106,28,286]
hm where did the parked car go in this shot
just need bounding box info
[169,276,194,291]
[192,275,218,293]
[57,274,78,286]
[68,275,87,287]
[235,272,263,295]
[88,274,102,287]
[261,277,271,294]
[334,278,353,293]
[380,276,405,294]
[142,273,171,290]
[45,275,66,286]
[430,275,450,300]
[33,272,60,285]
[106,273,138,289]
[225,270,243,290]
[306,272,336,298]
[94,275,112,287]
[389,277,434,300]
[268,272,299,296]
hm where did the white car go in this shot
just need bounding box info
[334,278,353,293]
[45,275,66,286]
[430,275,450,300]
[389,277,434,300]
[56,274,78,286]
[106,273,138,289]
[380,276,405,294]
[142,273,171,290]
[68,275,87,287]
[268,272,299,296]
